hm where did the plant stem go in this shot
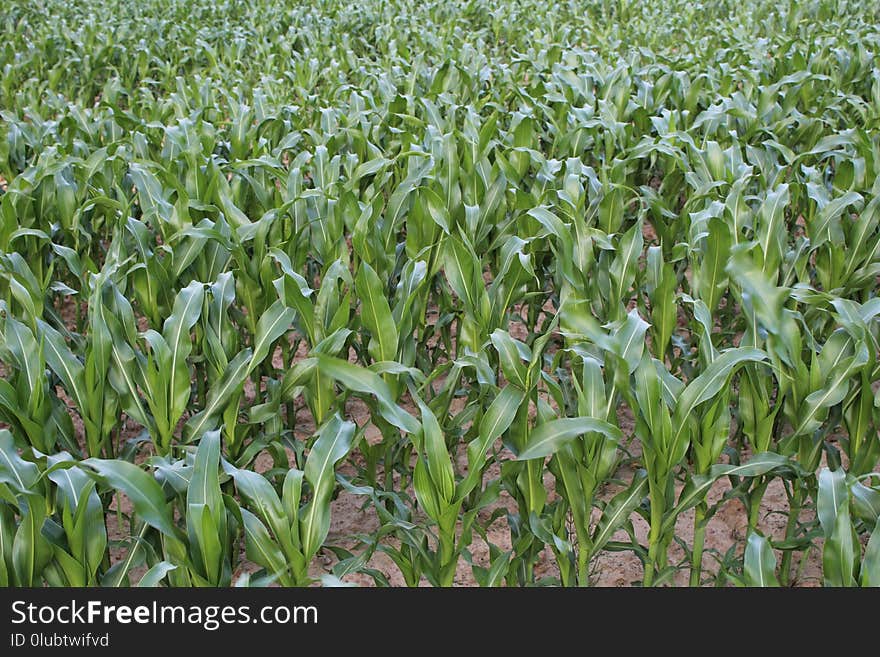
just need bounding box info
[644,492,664,587]
[576,525,591,587]
[779,484,803,587]
[689,502,707,587]
[747,478,768,530]
[438,530,456,587]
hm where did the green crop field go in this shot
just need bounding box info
[0,0,879,588]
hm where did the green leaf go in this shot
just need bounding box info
[11,494,52,586]
[302,415,356,558]
[823,497,856,587]
[129,163,175,228]
[1,316,41,401]
[743,533,779,587]
[489,330,528,389]
[794,342,869,437]
[188,430,223,514]
[517,417,622,460]
[861,523,880,587]
[668,348,766,466]
[592,469,647,554]
[162,280,205,425]
[818,468,848,538]
[696,216,731,311]
[0,429,40,493]
[226,467,288,547]
[79,459,176,537]
[756,183,789,274]
[37,320,87,416]
[414,394,455,505]
[249,300,295,373]
[136,561,177,587]
[442,235,479,313]
[314,355,419,434]
[356,261,398,363]
[240,509,289,583]
[458,386,525,500]
[184,349,252,441]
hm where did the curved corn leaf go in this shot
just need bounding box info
[517,417,622,461]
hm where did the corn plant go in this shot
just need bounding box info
[1,0,879,588]
[229,414,356,586]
